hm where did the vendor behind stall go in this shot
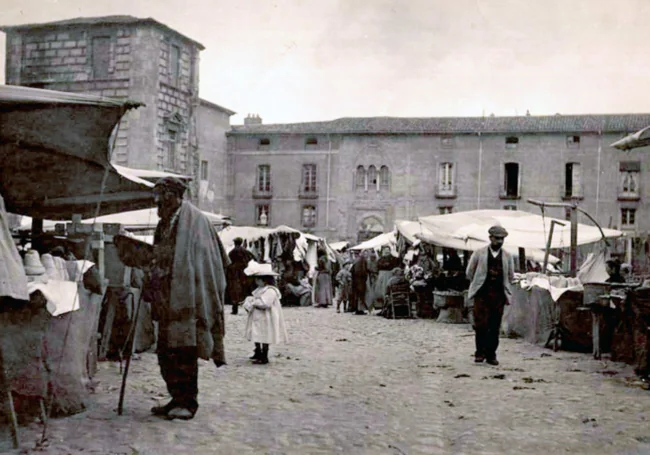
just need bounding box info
[374,246,401,309]
[606,259,626,284]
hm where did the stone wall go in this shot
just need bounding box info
[196,101,231,214]
[3,23,201,179]
[229,129,650,243]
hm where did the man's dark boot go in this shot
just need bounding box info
[231,303,239,315]
[486,358,499,366]
[151,400,176,416]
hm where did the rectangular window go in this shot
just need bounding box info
[438,162,454,192]
[166,130,177,170]
[302,164,317,192]
[564,162,581,198]
[170,44,181,87]
[567,135,580,148]
[200,160,208,181]
[504,205,517,211]
[439,206,453,215]
[305,137,318,147]
[258,137,270,150]
[565,207,571,221]
[92,36,111,79]
[504,163,520,197]
[302,205,317,228]
[256,204,270,226]
[505,136,519,149]
[257,165,271,192]
[619,162,640,200]
[621,208,636,227]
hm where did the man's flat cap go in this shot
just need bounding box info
[153,177,187,196]
[488,225,508,238]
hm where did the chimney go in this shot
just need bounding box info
[244,113,263,126]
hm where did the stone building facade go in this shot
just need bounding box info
[227,115,650,247]
[1,16,233,211]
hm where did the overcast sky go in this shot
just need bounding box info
[1,0,649,124]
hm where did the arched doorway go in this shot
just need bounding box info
[357,216,384,243]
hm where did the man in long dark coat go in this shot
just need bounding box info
[350,250,369,314]
[146,177,229,420]
[227,237,255,314]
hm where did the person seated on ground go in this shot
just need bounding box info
[285,274,313,306]
[606,259,625,284]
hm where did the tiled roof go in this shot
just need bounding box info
[228,114,650,136]
[0,15,205,50]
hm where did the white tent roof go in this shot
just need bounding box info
[350,232,396,251]
[396,219,560,264]
[418,209,622,250]
[112,164,191,182]
[18,207,230,231]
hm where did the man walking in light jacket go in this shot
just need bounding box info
[466,225,514,366]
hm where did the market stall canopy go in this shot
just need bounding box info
[350,232,396,251]
[396,219,560,264]
[0,85,155,220]
[610,125,650,151]
[17,208,230,232]
[418,210,622,251]
[112,164,191,184]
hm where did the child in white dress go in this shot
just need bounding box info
[243,261,289,364]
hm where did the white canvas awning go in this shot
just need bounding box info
[611,125,650,151]
[350,232,396,251]
[418,210,622,251]
[396,218,560,264]
[18,208,230,232]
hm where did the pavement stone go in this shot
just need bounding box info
[4,307,650,454]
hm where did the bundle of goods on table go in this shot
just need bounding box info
[0,249,100,420]
[21,249,95,316]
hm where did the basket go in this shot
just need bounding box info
[433,291,465,309]
[583,282,611,306]
[113,234,155,269]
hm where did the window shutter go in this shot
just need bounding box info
[499,162,505,196]
[437,163,443,191]
[452,162,458,192]
[517,163,523,197]
[573,163,582,196]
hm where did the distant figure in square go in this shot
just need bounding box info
[227,237,256,315]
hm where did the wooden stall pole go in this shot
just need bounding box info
[92,224,105,283]
[117,292,144,416]
[543,220,566,273]
[0,346,19,449]
[31,217,43,253]
[570,204,578,277]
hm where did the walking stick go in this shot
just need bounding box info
[117,291,145,415]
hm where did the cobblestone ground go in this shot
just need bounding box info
[8,307,650,455]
